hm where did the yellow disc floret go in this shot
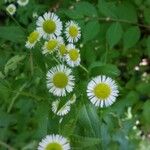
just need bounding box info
[53,72,68,88]
[45,143,63,150]
[69,49,79,61]
[43,20,56,34]
[69,25,78,38]
[28,31,39,44]
[94,83,111,99]
[46,40,58,52]
[59,44,67,56]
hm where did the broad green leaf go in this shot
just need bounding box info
[78,104,101,138]
[136,83,150,95]
[144,8,150,24]
[146,36,150,57]
[0,26,26,42]
[83,21,100,43]
[4,55,26,75]
[116,2,137,22]
[71,135,101,149]
[64,1,97,19]
[106,22,123,48]
[142,100,150,125]
[98,0,117,18]
[123,26,140,49]
[89,62,120,77]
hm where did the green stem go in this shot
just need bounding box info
[7,83,27,113]
[0,140,16,150]
[79,64,89,74]
[30,50,34,76]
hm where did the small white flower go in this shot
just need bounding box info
[25,30,41,49]
[32,12,38,18]
[68,94,76,105]
[87,75,119,108]
[65,21,81,43]
[42,36,63,55]
[6,4,16,16]
[36,12,62,39]
[38,134,70,150]
[17,0,29,6]
[57,44,68,60]
[46,64,75,97]
[52,100,71,116]
[65,44,81,67]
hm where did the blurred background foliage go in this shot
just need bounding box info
[0,0,150,149]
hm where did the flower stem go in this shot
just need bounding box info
[79,64,89,74]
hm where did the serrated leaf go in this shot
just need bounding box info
[83,21,100,43]
[106,22,123,48]
[123,26,140,49]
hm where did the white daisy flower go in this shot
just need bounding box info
[46,65,75,97]
[57,44,68,60]
[42,36,63,55]
[25,30,40,49]
[68,94,76,105]
[65,21,81,43]
[36,12,62,39]
[38,134,70,150]
[6,4,16,16]
[65,44,81,67]
[52,100,71,116]
[87,75,119,108]
[17,0,29,6]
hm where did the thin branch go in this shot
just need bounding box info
[91,17,150,29]
[0,140,16,150]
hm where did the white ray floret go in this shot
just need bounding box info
[36,12,62,39]
[65,44,81,67]
[17,0,29,6]
[46,65,75,97]
[42,36,64,55]
[87,75,119,108]
[6,4,16,16]
[65,21,81,43]
[52,100,71,116]
[38,134,70,150]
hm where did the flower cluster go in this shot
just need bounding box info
[25,11,119,150]
[6,0,29,16]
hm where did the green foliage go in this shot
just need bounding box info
[0,0,150,149]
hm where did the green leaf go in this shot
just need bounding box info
[146,36,150,57]
[123,26,140,49]
[136,83,150,95]
[98,0,117,18]
[89,62,120,77]
[142,100,150,125]
[116,2,138,22]
[144,8,150,24]
[0,26,26,42]
[4,55,26,75]
[78,104,101,137]
[64,1,97,19]
[83,21,100,43]
[106,22,123,48]
[71,135,101,149]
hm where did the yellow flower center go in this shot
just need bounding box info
[53,72,68,88]
[28,31,39,44]
[69,25,78,38]
[69,49,79,61]
[94,83,111,99]
[46,40,58,52]
[43,20,56,34]
[59,44,67,56]
[45,142,62,150]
